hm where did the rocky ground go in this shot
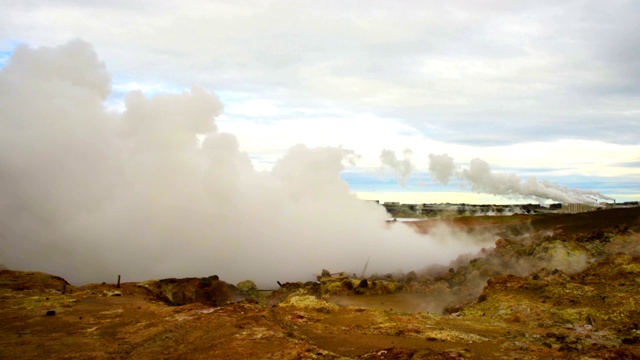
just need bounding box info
[1,207,639,359]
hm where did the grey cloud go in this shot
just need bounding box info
[2,1,639,146]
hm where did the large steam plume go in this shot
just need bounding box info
[428,154,613,204]
[0,40,489,287]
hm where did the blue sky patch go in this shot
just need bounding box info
[0,39,23,69]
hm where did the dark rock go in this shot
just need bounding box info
[558,344,578,352]
[141,276,240,307]
[305,281,321,295]
[45,310,56,316]
[195,278,239,306]
[342,279,354,290]
[622,337,640,345]
[545,332,568,342]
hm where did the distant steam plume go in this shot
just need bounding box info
[428,154,613,204]
[379,148,414,186]
[427,153,455,185]
[0,40,489,287]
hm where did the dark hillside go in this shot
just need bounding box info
[530,207,640,235]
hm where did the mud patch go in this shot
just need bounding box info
[328,293,455,314]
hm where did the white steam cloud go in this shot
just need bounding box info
[0,40,485,287]
[428,154,613,204]
[379,148,414,186]
[427,153,455,185]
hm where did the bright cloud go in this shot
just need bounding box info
[1,0,639,203]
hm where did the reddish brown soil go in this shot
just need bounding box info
[530,207,640,235]
[0,276,509,359]
[1,207,639,359]
[408,207,640,237]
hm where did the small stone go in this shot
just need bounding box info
[45,310,56,316]
[236,280,258,293]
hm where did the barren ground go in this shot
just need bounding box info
[1,207,639,359]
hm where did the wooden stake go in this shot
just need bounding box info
[360,257,371,279]
[117,275,121,288]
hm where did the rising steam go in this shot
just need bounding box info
[427,153,455,185]
[379,148,414,186]
[379,148,611,204]
[428,154,613,204]
[0,40,489,287]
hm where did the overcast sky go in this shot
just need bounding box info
[2,0,639,203]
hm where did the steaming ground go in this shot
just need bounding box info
[0,40,494,288]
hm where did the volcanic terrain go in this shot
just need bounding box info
[1,207,639,359]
